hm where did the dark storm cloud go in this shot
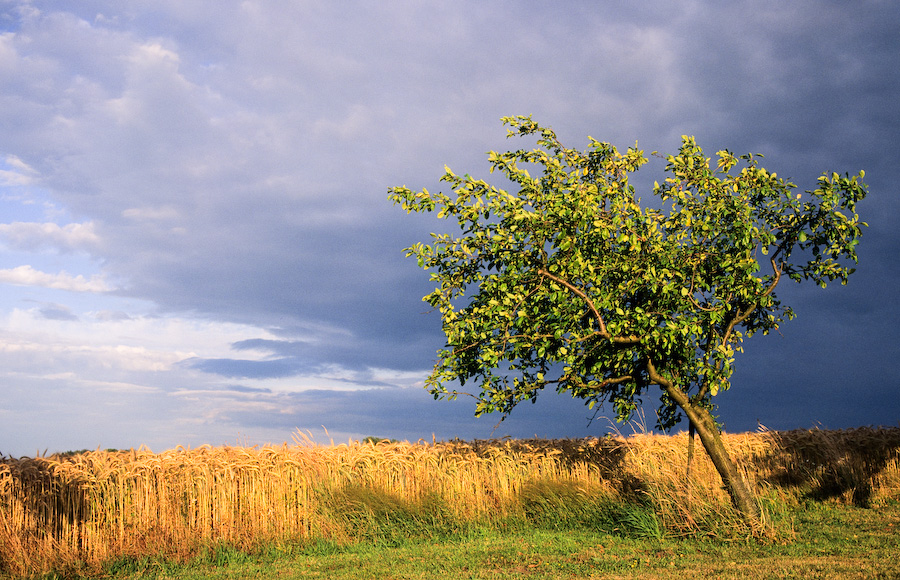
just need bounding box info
[184,357,307,380]
[0,1,897,455]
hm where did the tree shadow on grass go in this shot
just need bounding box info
[757,426,900,507]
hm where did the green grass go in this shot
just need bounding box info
[87,501,899,580]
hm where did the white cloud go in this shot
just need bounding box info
[0,221,100,252]
[72,378,161,394]
[311,104,381,141]
[0,155,38,186]
[0,307,287,384]
[0,32,15,70]
[121,206,181,221]
[0,340,181,373]
[0,265,111,292]
[3,308,271,355]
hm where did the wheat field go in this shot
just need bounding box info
[2,427,898,577]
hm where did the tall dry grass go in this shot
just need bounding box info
[1,427,898,577]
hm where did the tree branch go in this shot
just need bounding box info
[646,358,674,390]
[536,269,641,345]
[721,258,782,345]
[695,258,784,401]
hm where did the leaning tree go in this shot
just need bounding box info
[388,116,867,524]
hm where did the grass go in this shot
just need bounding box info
[1,426,898,578]
[98,501,900,580]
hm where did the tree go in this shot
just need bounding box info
[388,116,867,525]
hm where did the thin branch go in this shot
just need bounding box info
[597,375,634,389]
[537,268,607,333]
[696,325,720,401]
[695,258,784,402]
[721,258,782,345]
[546,373,634,393]
[536,268,641,345]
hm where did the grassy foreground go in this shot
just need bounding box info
[104,501,900,580]
[2,427,899,578]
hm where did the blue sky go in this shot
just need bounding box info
[1,1,897,456]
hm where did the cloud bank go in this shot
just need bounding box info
[0,1,897,455]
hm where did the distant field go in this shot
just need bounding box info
[2,427,899,578]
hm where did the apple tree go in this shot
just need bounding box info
[388,116,867,524]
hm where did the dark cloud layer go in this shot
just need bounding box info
[0,1,897,455]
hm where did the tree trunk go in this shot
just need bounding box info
[649,369,761,526]
[682,403,761,524]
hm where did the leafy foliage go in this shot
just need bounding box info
[389,116,866,431]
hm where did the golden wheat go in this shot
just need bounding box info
[1,427,897,577]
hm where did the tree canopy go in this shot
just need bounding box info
[389,116,867,522]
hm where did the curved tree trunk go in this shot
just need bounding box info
[681,400,761,524]
[648,363,761,525]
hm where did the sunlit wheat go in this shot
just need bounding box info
[1,427,897,577]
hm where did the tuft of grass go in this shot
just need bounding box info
[616,502,666,540]
[517,478,618,532]
[325,484,460,546]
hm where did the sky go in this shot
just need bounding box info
[0,1,897,456]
